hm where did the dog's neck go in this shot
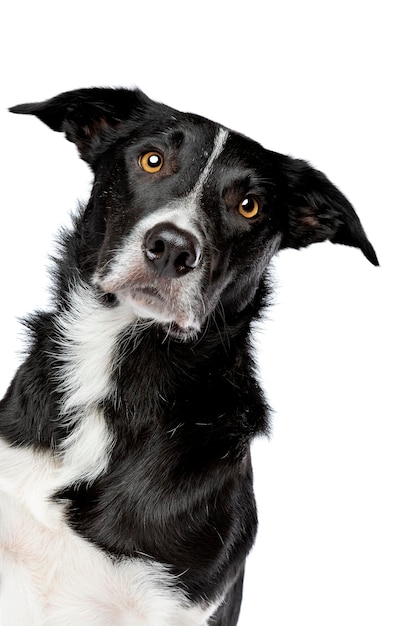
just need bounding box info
[9,217,270,452]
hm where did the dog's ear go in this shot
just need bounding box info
[9,87,151,164]
[276,154,379,265]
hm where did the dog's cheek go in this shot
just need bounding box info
[74,203,108,278]
[207,252,261,316]
[80,169,141,279]
[224,231,279,310]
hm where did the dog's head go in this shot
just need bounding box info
[10,88,378,341]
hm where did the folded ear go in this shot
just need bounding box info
[277,155,379,266]
[9,87,151,164]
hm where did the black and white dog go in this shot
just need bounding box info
[0,87,378,625]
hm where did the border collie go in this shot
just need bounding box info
[0,87,378,625]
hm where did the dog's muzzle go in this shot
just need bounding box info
[95,219,207,339]
[144,222,201,278]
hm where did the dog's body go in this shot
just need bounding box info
[0,87,378,625]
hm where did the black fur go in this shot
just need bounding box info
[1,87,378,624]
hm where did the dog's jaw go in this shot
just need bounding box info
[115,286,203,340]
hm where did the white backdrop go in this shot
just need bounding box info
[0,1,416,624]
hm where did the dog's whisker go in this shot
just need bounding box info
[209,524,226,548]
[169,567,191,580]
[167,422,184,438]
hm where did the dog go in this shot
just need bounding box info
[0,86,378,625]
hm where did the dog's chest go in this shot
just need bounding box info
[0,441,217,626]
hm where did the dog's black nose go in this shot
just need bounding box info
[144,222,201,277]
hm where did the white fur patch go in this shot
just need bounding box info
[192,127,228,197]
[52,282,138,493]
[0,492,219,625]
[54,282,137,414]
[0,283,137,527]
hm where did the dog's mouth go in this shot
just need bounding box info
[136,285,164,300]
[112,283,203,341]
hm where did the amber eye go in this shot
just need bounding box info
[139,151,164,173]
[238,196,260,219]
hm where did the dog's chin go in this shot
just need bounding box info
[116,289,202,342]
[160,322,200,343]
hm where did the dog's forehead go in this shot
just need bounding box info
[181,115,264,164]
[129,108,265,176]
[168,124,264,199]
[189,126,230,192]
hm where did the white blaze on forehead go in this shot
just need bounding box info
[192,127,229,198]
[147,126,229,231]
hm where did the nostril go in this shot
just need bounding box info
[175,248,200,273]
[146,237,166,262]
[144,222,201,278]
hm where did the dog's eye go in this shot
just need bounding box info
[139,151,164,173]
[238,196,260,219]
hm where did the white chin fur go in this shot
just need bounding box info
[117,291,202,336]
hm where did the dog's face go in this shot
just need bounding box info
[88,118,287,339]
[11,88,378,340]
